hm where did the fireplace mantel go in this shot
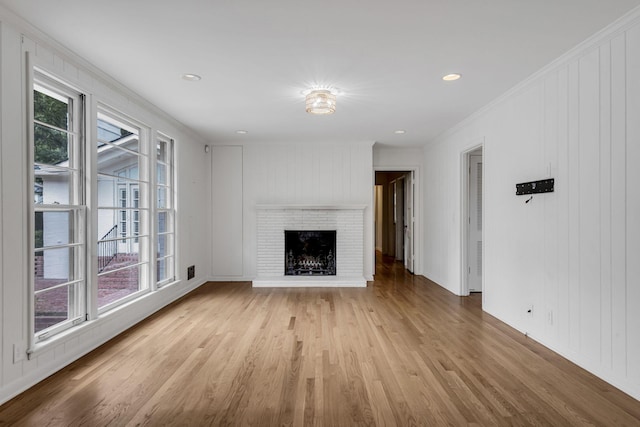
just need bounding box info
[253,205,367,287]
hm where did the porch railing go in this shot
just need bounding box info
[98,224,118,273]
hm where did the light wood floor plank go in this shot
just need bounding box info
[1,254,640,426]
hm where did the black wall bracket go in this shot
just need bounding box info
[516,178,554,195]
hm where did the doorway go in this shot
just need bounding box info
[374,171,415,274]
[463,147,483,294]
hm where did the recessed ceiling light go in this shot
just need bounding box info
[394,130,406,134]
[182,73,202,81]
[442,73,461,81]
[236,130,248,134]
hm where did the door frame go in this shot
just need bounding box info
[461,140,484,298]
[403,172,415,272]
[393,176,405,262]
[373,166,421,276]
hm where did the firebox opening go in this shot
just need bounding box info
[285,230,336,276]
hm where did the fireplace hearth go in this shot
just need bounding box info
[285,230,336,276]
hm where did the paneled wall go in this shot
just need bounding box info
[211,142,374,281]
[211,146,243,277]
[0,17,211,404]
[423,12,640,399]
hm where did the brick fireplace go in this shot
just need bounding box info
[253,205,366,287]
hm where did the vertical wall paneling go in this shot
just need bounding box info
[578,48,601,361]
[543,71,559,339]
[424,11,640,400]
[1,23,27,387]
[625,24,640,382]
[567,60,581,352]
[211,146,244,277]
[556,65,570,345]
[0,21,5,387]
[599,42,613,370]
[610,32,628,380]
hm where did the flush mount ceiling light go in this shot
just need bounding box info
[442,73,461,81]
[394,130,406,134]
[181,73,202,81]
[305,89,337,115]
[236,130,248,134]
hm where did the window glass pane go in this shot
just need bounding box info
[34,124,69,165]
[97,213,117,249]
[98,243,136,269]
[157,187,167,209]
[32,77,84,340]
[34,177,44,204]
[36,211,73,249]
[97,118,133,143]
[157,257,171,282]
[157,140,167,162]
[157,258,166,281]
[157,212,168,233]
[34,90,68,130]
[97,147,140,176]
[97,177,146,208]
[98,265,140,309]
[96,210,143,239]
[157,164,166,185]
[35,285,71,333]
[97,222,119,273]
[34,247,73,290]
[157,234,172,258]
[34,167,71,205]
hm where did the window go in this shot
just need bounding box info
[29,68,176,346]
[31,76,86,340]
[156,134,175,285]
[96,111,149,311]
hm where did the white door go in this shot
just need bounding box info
[404,172,415,273]
[468,155,483,292]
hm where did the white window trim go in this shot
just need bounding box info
[28,63,88,350]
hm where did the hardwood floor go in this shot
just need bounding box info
[2,254,640,426]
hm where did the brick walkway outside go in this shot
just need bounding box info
[34,254,140,332]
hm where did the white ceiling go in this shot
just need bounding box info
[1,0,639,147]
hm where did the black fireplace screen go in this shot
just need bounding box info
[285,230,336,276]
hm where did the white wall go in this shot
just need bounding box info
[211,146,243,277]
[211,142,374,281]
[373,146,424,169]
[0,14,211,404]
[423,10,640,400]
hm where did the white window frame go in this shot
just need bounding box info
[155,133,176,287]
[95,107,151,314]
[29,69,87,346]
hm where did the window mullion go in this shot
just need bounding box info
[86,95,99,321]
